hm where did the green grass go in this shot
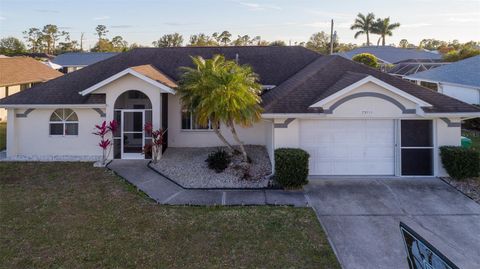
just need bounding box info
[0,122,5,150]
[0,162,340,268]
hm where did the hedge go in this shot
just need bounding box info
[274,148,310,188]
[440,146,479,180]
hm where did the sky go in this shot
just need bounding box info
[0,0,479,49]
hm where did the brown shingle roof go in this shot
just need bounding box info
[0,57,62,87]
[0,46,319,105]
[130,64,177,88]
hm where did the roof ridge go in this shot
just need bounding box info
[262,55,335,111]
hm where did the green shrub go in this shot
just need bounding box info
[274,148,310,188]
[206,149,231,173]
[440,146,479,180]
[352,53,379,68]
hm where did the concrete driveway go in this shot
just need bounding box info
[305,177,480,269]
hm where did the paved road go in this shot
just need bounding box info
[305,178,480,269]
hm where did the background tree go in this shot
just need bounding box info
[232,35,252,46]
[306,31,332,54]
[350,12,376,46]
[372,17,400,46]
[23,28,44,53]
[443,47,480,62]
[152,33,184,47]
[398,39,409,48]
[188,33,218,46]
[95,25,109,42]
[352,53,379,68]
[178,55,263,162]
[418,39,447,50]
[0,37,26,55]
[91,39,114,52]
[42,24,67,54]
[111,36,129,52]
[269,40,286,46]
[214,31,232,45]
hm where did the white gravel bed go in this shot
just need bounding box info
[442,177,480,203]
[152,145,272,188]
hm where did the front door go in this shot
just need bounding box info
[121,110,145,159]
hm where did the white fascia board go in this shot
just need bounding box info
[309,75,432,108]
[0,104,107,109]
[261,113,327,119]
[79,68,176,96]
[419,112,480,118]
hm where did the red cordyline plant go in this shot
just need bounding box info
[93,120,118,165]
[143,122,166,163]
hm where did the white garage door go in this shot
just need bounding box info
[300,119,395,175]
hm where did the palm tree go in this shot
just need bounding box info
[372,17,400,46]
[350,13,376,46]
[178,55,263,162]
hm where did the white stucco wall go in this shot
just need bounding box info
[264,119,274,165]
[167,94,267,147]
[6,108,104,160]
[94,74,163,131]
[439,84,480,105]
[322,82,419,118]
[435,118,462,177]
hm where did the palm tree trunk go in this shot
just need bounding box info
[366,31,370,46]
[382,36,386,46]
[228,120,248,162]
[212,123,235,152]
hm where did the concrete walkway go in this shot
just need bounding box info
[107,160,307,206]
[305,178,480,269]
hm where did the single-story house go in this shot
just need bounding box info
[0,57,63,122]
[336,46,442,65]
[52,52,119,73]
[1,46,479,177]
[406,55,480,105]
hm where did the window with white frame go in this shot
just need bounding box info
[181,108,213,130]
[49,109,79,136]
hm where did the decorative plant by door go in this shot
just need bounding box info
[93,120,118,166]
[143,122,166,163]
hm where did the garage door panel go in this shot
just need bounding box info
[300,119,395,176]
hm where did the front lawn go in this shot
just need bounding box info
[0,162,340,268]
[0,122,5,150]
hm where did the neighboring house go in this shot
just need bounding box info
[406,55,480,105]
[52,52,119,73]
[1,47,478,178]
[0,57,63,122]
[337,46,442,65]
[388,59,447,79]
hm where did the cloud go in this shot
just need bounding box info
[93,16,110,21]
[0,16,5,20]
[239,2,282,11]
[35,9,59,13]
[401,23,432,28]
[110,25,135,29]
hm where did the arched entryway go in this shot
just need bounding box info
[113,90,152,159]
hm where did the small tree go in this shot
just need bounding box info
[352,53,379,68]
[178,55,263,163]
[93,120,118,166]
[143,122,166,163]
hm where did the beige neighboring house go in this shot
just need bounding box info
[0,57,63,121]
